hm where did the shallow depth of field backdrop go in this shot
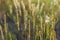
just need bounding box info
[0,0,60,40]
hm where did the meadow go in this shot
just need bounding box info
[0,0,60,40]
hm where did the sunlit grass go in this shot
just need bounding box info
[0,0,59,40]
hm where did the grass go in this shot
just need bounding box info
[0,0,59,40]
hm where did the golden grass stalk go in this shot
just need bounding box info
[0,25,4,40]
[21,0,28,30]
[24,10,28,30]
[40,16,43,40]
[9,32,12,40]
[45,15,50,39]
[13,0,21,31]
[50,31,52,40]
[13,0,20,31]
[16,13,20,31]
[36,0,40,10]
[53,19,56,40]
[44,12,46,33]
[51,14,55,29]
[50,30,56,40]
[40,16,42,31]
[27,20,30,40]
[28,0,31,10]
[52,31,56,40]
[17,0,22,16]
[37,0,39,7]
[35,25,38,40]
[52,21,56,40]
[31,3,35,26]
[21,1,28,40]
[19,6,22,16]
[40,3,45,13]
[31,4,36,40]
[9,5,12,14]
[23,9,28,40]
[21,0,25,11]
[13,0,20,9]
[53,31,56,40]
[4,13,8,40]
[4,13,7,33]
[50,14,56,40]
[39,31,43,40]
[45,24,49,39]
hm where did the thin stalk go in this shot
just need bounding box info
[21,1,28,40]
[31,5,36,40]
[28,0,31,11]
[40,16,43,40]
[0,25,4,40]
[40,3,45,13]
[16,13,20,31]
[46,23,49,39]
[39,31,43,40]
[50,14,55,40]
[35,25,38,40]
[40,16,43,31]
[4,13,7,40]
[21,0,28,30]
[27,20,30,40]
[9,32,12,40]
